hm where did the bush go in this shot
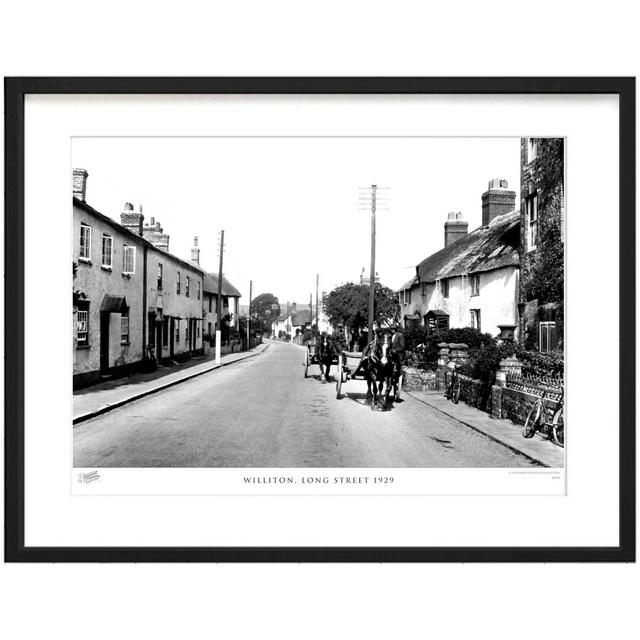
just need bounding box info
[413,327,495,364]
[515,349,564,379]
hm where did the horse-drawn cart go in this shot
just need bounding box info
[335,350,403,405]
[303,340,338,379]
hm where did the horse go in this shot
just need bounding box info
[365,333,396,411]
[315,334,336,383]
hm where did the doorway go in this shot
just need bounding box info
[100,312,110,374]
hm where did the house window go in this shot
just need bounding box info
[185,324,189,343]
[175,318,180,343]
[526,193,538,251]
[208,295,212,313]
[421,282,427,297]
[79,223,92,260]
[470,273,480,296]
[527,138,538,164]
[157,263,163,290]
[76,301,89,346]
[176,271,181,294]
[197,281,201,301]
[120,311,129,344]
[470,309,481,331]
[123,245,136,274]
[101,234,113,268]
[539,321,558,353]
[186,276,190,297]
[402,289,411,305]
[439,279,449,298]
[197,323,200,338]
[208,322,212,336]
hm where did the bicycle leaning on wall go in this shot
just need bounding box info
[444,362,461,405]
[522,390,564,448]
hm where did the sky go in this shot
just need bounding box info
[72,137,520,305]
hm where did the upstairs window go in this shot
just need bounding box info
[176,271,181,294]
[186,276,190,297]
[157,263,163,290]
[526,193,538,252]
[421,282,428,297]
[79,223,92,260]
[101,234,113,268]
[438,279,449,299]
[122,245,136,274]
[470,273,480,296]
[527,138,538,164]
[76,300,89,346]
[197,281,201,301]
[401,289,411,305]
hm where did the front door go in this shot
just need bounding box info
[156,322,163,364]
[100,312,110,374]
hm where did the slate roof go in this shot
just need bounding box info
[414,211,520,285]
[202,273,242,297]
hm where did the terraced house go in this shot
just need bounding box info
[398,179,520,339]
[72,169,203,389]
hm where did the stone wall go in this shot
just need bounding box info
[403,366,436,391]
[492,385,561,432]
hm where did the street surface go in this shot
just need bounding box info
[74,341,539,467]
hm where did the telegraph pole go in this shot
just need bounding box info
[315,273,319,332]
[368,185,377,339]
[215,230,225,365]
[247,279,252,349]
[359,185,388,341]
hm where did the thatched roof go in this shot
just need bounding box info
[202,273,241,297]
[415,211,519,284]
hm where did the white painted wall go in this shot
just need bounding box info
[399,266,519,337]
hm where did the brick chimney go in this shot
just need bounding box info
[482,178,516,226]
[444,211,468,247]
[142,216,170,251]
[191,236,200,265]
[120,203,144,236]
[73,168,88,202]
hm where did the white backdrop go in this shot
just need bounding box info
[1,2,638,639]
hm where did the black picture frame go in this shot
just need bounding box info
[4,77,636,563]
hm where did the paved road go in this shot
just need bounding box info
[74,341,538,468]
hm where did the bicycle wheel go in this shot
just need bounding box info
[551,407,564,447]
[452,381,460,404]
[523,400,542,438]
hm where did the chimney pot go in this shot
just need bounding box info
[150,216,155,226]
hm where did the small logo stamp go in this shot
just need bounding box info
[78,470,101,484]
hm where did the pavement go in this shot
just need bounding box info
[406,389,565,468]
[74,341,544,468]
[73,342,270,424]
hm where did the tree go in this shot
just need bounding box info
[251,293,281,334]
[323,282,399,333]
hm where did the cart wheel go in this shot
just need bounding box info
[336,359,343,399]
[304,351,309,378]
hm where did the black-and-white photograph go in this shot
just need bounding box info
[72,136,565,470]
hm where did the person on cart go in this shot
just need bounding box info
[389,323,405,400]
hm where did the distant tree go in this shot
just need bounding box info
[323,282,399,333]
[251,293,281,334]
